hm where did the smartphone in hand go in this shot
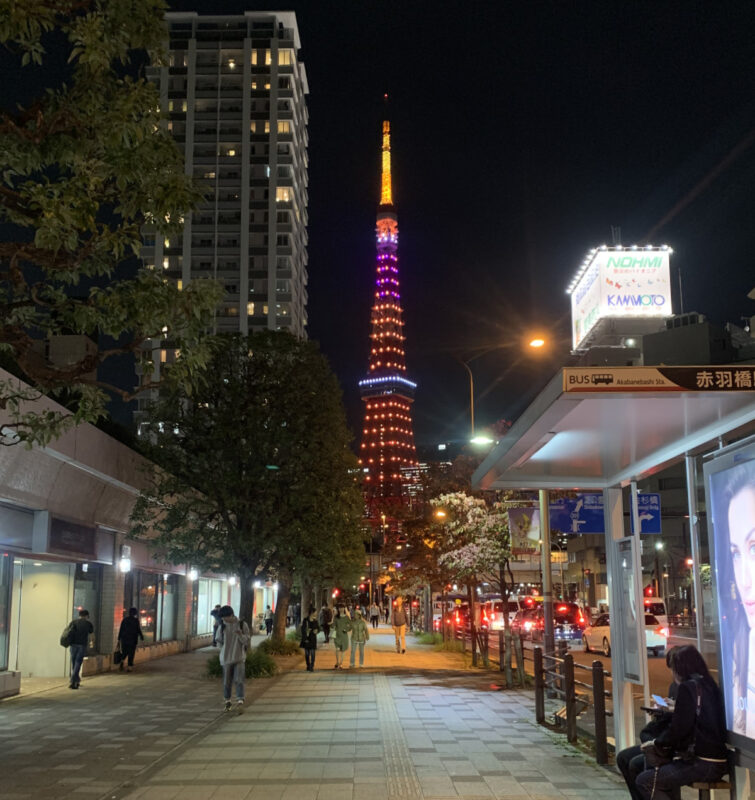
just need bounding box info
[651,694,669,708]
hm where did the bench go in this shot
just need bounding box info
[690,781,731,799]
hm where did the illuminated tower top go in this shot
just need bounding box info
[380,120,393,208]
[358,110,417,503]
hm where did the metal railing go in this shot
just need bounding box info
[533,644,612,765]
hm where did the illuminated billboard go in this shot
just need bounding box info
[568,246,673,349]
[704,442,755,755]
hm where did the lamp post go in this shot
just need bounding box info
[550,540,566,600]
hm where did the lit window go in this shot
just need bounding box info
[160,349,167,363]
[177,280,183,291]
[265,49,272,66]
[251,50,258,66]
[164,238,170,248]
[264,121,270,134]
[203,171,215,179]
[251,80,258,90]
[247,302,254,316]
[263,304,269,315]
[168,100,174,112]
[278,49,293,66]
[181,101,187,112]
[277,120,290,134]
[227,59,236,70]
[264,81,271,90]
[275,186,292,202]
[162,258,169,270]
[227,148,236,156]
[250,122,256,134]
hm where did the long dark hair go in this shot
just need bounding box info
[719,460,755,730]
[672,645,714,685]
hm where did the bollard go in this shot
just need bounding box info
[592,660,608,765]
[564,653,577,743]
[534,646,545,724]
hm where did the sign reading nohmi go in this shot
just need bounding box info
[567,246,673,350]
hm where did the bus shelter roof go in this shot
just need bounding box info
[472,366,755,491]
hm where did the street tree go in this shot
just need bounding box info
[0,0,223,446]
[130,331,366,633]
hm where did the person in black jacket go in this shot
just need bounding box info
[617,647,680,800]
[68,609,94,689]
[300,609,320,672]
[635,645,728,800]
[117,607,144,673]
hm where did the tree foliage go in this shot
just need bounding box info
[130,331,366,625]
[0,0,223,445]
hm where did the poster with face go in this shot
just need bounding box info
[706,445,755,750]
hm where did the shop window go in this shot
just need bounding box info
[0,553,10,671]
[73,563,101,655]
[157,575,178,641]
[124,570,179,644]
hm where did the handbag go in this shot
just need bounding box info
[641,740,673,768]
[113,644,123,665]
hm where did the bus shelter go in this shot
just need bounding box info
[472,365,755,796]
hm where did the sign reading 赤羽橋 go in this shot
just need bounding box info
[568,246,673,349]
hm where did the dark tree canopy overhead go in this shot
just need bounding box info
[0,0,223,445]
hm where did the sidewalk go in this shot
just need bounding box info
[1,625,629,799]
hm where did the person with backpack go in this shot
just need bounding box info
[318,603,333,643]
[635,645,728,800]
[300,608,320,671]
[117,607,144,673]
[216,605,250,712]
[63,609,93,689]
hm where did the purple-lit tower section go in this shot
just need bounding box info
[358,119,418,504]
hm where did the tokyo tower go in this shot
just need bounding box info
[358,111,418,504]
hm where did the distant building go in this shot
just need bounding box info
[137,11,309,429]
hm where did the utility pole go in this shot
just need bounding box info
[539,490,555,659]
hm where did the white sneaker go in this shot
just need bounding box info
[236,699,244,714]
[224,700,232,712]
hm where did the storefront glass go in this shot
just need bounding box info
[0,552,11,671]
[197,578,211,635]
[73,563,101,654]
[124,570,178,644]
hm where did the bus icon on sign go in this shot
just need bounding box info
[591,373,614,386]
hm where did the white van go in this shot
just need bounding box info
[642,596,668,628]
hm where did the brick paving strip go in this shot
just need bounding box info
[0,627,631,799]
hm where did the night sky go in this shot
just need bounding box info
[254,0,755,449]
[13,2,755,447]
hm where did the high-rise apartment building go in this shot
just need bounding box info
[137,12,309,420]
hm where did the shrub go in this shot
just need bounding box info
[206,648,278,679]
[257,637,301,656]
[286,628,300,642]
[415,632,442,646]
[436,638,464,653]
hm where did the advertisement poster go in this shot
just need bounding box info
[570,248,672,349]
[705,443,755,751]
[618,537,643,684]
[507,507,540,555]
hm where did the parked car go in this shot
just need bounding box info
[481,597,522,631]
[511,608,541,639]
[527,602,588,642]
[642,596,668,628]
[582,612,669,657]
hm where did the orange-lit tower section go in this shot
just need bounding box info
[358,116,418,503]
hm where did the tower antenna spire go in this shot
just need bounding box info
[380,94,393,207]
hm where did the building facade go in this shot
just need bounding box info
[137,11,309,421]
[0,369,277,698]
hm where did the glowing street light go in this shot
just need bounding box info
[529,337,546,348]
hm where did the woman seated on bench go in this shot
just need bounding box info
[636,645,728,800]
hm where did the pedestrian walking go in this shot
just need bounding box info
[217,605,250,712]
[332,605,352,669]
[369,602,380,629]
[383,604,390,624]
[117,607,144,673]
[65,609,93,689]
[264,605,274,636]
[318,603,333,643]
[392,597,407,654]
[300,608,320,671]
[211,604,222,646]
[349,609,370,667]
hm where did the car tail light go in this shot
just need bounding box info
[578,612,585,627]
[655,626,669,638]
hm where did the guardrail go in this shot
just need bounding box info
[533,644,612,765]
